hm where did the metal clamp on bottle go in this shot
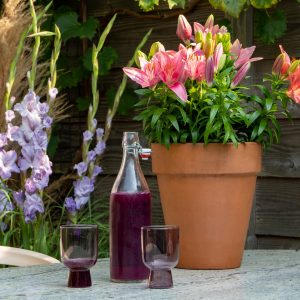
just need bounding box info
[138,147,152,160]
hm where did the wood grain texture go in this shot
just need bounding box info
[257,236,300,250]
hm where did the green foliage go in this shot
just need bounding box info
[136,0,185,11]
[209,0,247,18]
[134,58,291,149]
[55,11,99,42]
[255,9,286,44]
[250,0,279,9]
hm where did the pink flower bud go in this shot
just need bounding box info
[205,15,214,31]
[205,56,214,87]
[231,62,251,88]
[213,43,223,72]
[176,15,192,43]
[272,53,284,75]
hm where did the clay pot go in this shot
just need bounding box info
[151,143,262,269]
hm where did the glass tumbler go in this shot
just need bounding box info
[141,225,179,289]
[60,224,98,288]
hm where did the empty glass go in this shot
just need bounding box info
[60,224,98,288]
[141,225,179,289]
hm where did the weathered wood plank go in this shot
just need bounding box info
[257,235,300,250]
[255,177,300,238]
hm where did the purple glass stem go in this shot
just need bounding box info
[68,270,91,288]
[148,269,173,289]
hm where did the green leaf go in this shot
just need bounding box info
[134,89,152,96]
[83,47,118,75]
[162,130,170,148]
[57,63,88,89]
[56,12,99,42]
[191,129,198,144]
[250,0,278,9]
[151,108,165,127]
[167,115,180,132]
[258,119,267,135]
[167,0,186,9]
[255,9,286,44]
[136,0,159,11]
[76,97,91,111]
[248,110,261,125]
[180,132,189,143]
[209,0,247,18]
[265,97,273,111]
[208,105,219,125]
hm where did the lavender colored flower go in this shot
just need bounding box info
[32,169,50,190]
[13,190,25,207]
[25,178,37,194]
[96,128,104,139]
[75,195,90,210]
[43,116,53,129]
[74,162,88,177]
[83,130,93,142]
[87,150,96,163]
[37,102,49,115]
[0,150,20,179]
[33,150,52,174]
[6,123,19,142]
[33,129,48,150]
[5,110,15,122]
[64,197,77,215]
[0,133,7,149]
[23,192,44,223]
[92,165,103,179]
[94,140,106,155]
[73,176,94,197]
[49,88,58,100]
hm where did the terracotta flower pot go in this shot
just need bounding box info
[151,143,262,269]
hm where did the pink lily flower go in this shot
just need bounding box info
[176,15,192,43]
[123,56,160,88]
[185,47,206,81]
[287,66,300,104]
[231,62,251,88]
[155,50,187,101]
[272,45,291,76]
[194,15,227,38]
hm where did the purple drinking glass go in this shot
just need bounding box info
[141,225,179,289]
[60,224,98,288]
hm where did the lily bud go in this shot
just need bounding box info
[194,22,204,34]
[134,50,147,68]
[203,32,214,58]
[288,60,300,74]
[272,53,284,75]
[205,14,214,31]
[195,31,204,44]
[205,56,214,87]
[149,42,165,59]
[176,15,192,43]
[231,62,251,88]
[218,54,226,71]
[213,43,223,72]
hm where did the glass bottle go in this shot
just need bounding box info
[110,132,151,282]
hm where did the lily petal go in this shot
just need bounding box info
[168,82,187,102]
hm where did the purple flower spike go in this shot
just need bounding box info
[75,195,90,210]
[87,150,96,162]
[43,116,53,128]
[49,88,58,100]
[92,165,103,179]
[74,176,94,197]
[83,130,93,142]
[96,128,104,139]
[32,169,50,190]
[74,162,88,176]
[23,192,44,223]
[92,119,97,129]
[37,102,49,115]
[5,110,15,122]
[65,197,77,215]
[0,134,7,149]
[13,190,25,207]
[94,140,106,155]
[0,150,20,179]
[25,178,37,194]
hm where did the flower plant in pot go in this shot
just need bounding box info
[123,14,300,269]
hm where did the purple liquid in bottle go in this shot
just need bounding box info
[110,191,151,281]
